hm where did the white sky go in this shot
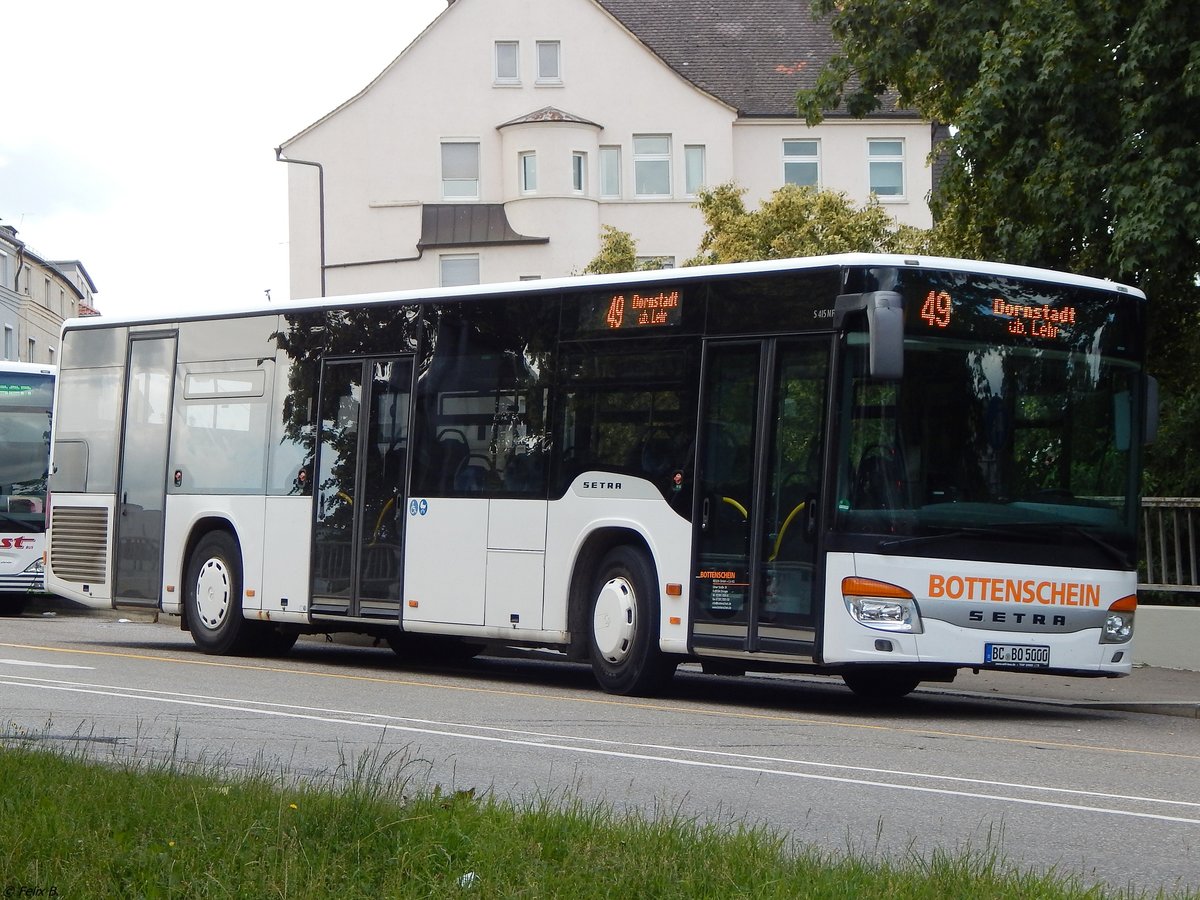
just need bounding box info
[2,0,449,319]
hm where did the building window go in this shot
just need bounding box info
[48,347,55,366]
[536,41,561,83]
[0,251,7,287]
[783,139,820,187]
[572,152,587,193]
[27,338,35,363]
[636,256,676,270]
[442,141,480,200]
[684,145,706,196]
[868,139,905,197]
[520,152,537,193]
[440,254,480,287]
[633,134,671,197]
[600,146,621,198]
[3,326,12,360]
[494,41,519,84]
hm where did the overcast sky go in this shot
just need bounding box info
[2,0,448,319]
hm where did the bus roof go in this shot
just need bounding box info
[61,253,1147,331]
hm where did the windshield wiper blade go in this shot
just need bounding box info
[880,521,1132,568]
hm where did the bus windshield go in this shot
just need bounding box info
[833,271,1144,570]
[0,371,54,531]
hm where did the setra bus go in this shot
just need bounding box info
[0,362,55,616]
[44,255,1154,699]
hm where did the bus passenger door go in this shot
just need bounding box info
[311,356,413,620]
[114,333,177,607]
[691,338,829,658]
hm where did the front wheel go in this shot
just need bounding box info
[587,545,674,696]
[185,531,250,655]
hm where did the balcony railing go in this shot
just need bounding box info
[1141,498,1200,593]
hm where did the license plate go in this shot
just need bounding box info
[985,643,1050,668]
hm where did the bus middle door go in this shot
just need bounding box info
[311,356,413,621]
[691,337,829,659]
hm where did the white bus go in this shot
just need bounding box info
[0,362,55,616]
[45,255,1154,699]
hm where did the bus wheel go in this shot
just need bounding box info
[588,546,674,696]
[185,531,249,655]
[842,670,921,702]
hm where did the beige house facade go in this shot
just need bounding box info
[0,224,98,365]
[278,0,934,300]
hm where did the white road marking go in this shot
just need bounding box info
[4,674,1199,826]
[0,658,94,670]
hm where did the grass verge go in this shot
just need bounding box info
[0,733,1188,899]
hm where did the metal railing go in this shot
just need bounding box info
[1141,498,1200,593]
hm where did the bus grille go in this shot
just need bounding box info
[50,506,110,584]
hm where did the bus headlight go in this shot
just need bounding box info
[1101,595,1136,644]
[842,577,923,634]
[23,558,44,576]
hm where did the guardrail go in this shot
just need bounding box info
[1141,497,1200,593]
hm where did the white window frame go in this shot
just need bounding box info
[536,41,561,84]
[572,152,587,193]
[441,141,480,201]
[520,151,537,193]
[494,41,520,85]
[3,325,13,360]
[782,139,820,187]
[868,138,906,199]
[633,134,672,198]
[684,145,706,197]
[27,338,36,363]
[440,254,481,287]
[599,146,621,198]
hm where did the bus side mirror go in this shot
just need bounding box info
[834,290,904,380]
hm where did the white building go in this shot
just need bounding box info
[278,0,934,299]
[0,224,98,365]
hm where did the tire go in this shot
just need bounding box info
[587,545,675,696]
[842,670,922,702]
[184,531,250,655]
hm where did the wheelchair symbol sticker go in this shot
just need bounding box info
[409,499,429,516]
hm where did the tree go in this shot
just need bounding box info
[798,0,1200,493]
[581,225,643,275]
[687,182,930,265]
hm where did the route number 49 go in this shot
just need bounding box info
[920,290,952,328]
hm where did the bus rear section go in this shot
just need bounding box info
[0,363,55,616]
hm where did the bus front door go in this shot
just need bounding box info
[113,333,178,607]
[311,356,413,621]
[691,338,829,658]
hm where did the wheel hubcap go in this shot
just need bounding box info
[593,576,637,664]
[194,557,231,631]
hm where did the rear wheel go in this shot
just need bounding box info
[185,531,250,655]
[842,670,922,702]
[587,545,675,696]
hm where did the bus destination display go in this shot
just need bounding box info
[916,288,1078,342]
[587,289,682,332]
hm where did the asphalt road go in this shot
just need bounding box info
[2,607,1198,895]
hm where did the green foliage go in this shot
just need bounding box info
[582,225,643,274]
[686,182,932,265]
[0,741,1146,899]
[799,0,1200,493]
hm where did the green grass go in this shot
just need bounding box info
[0,729,1189,899]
